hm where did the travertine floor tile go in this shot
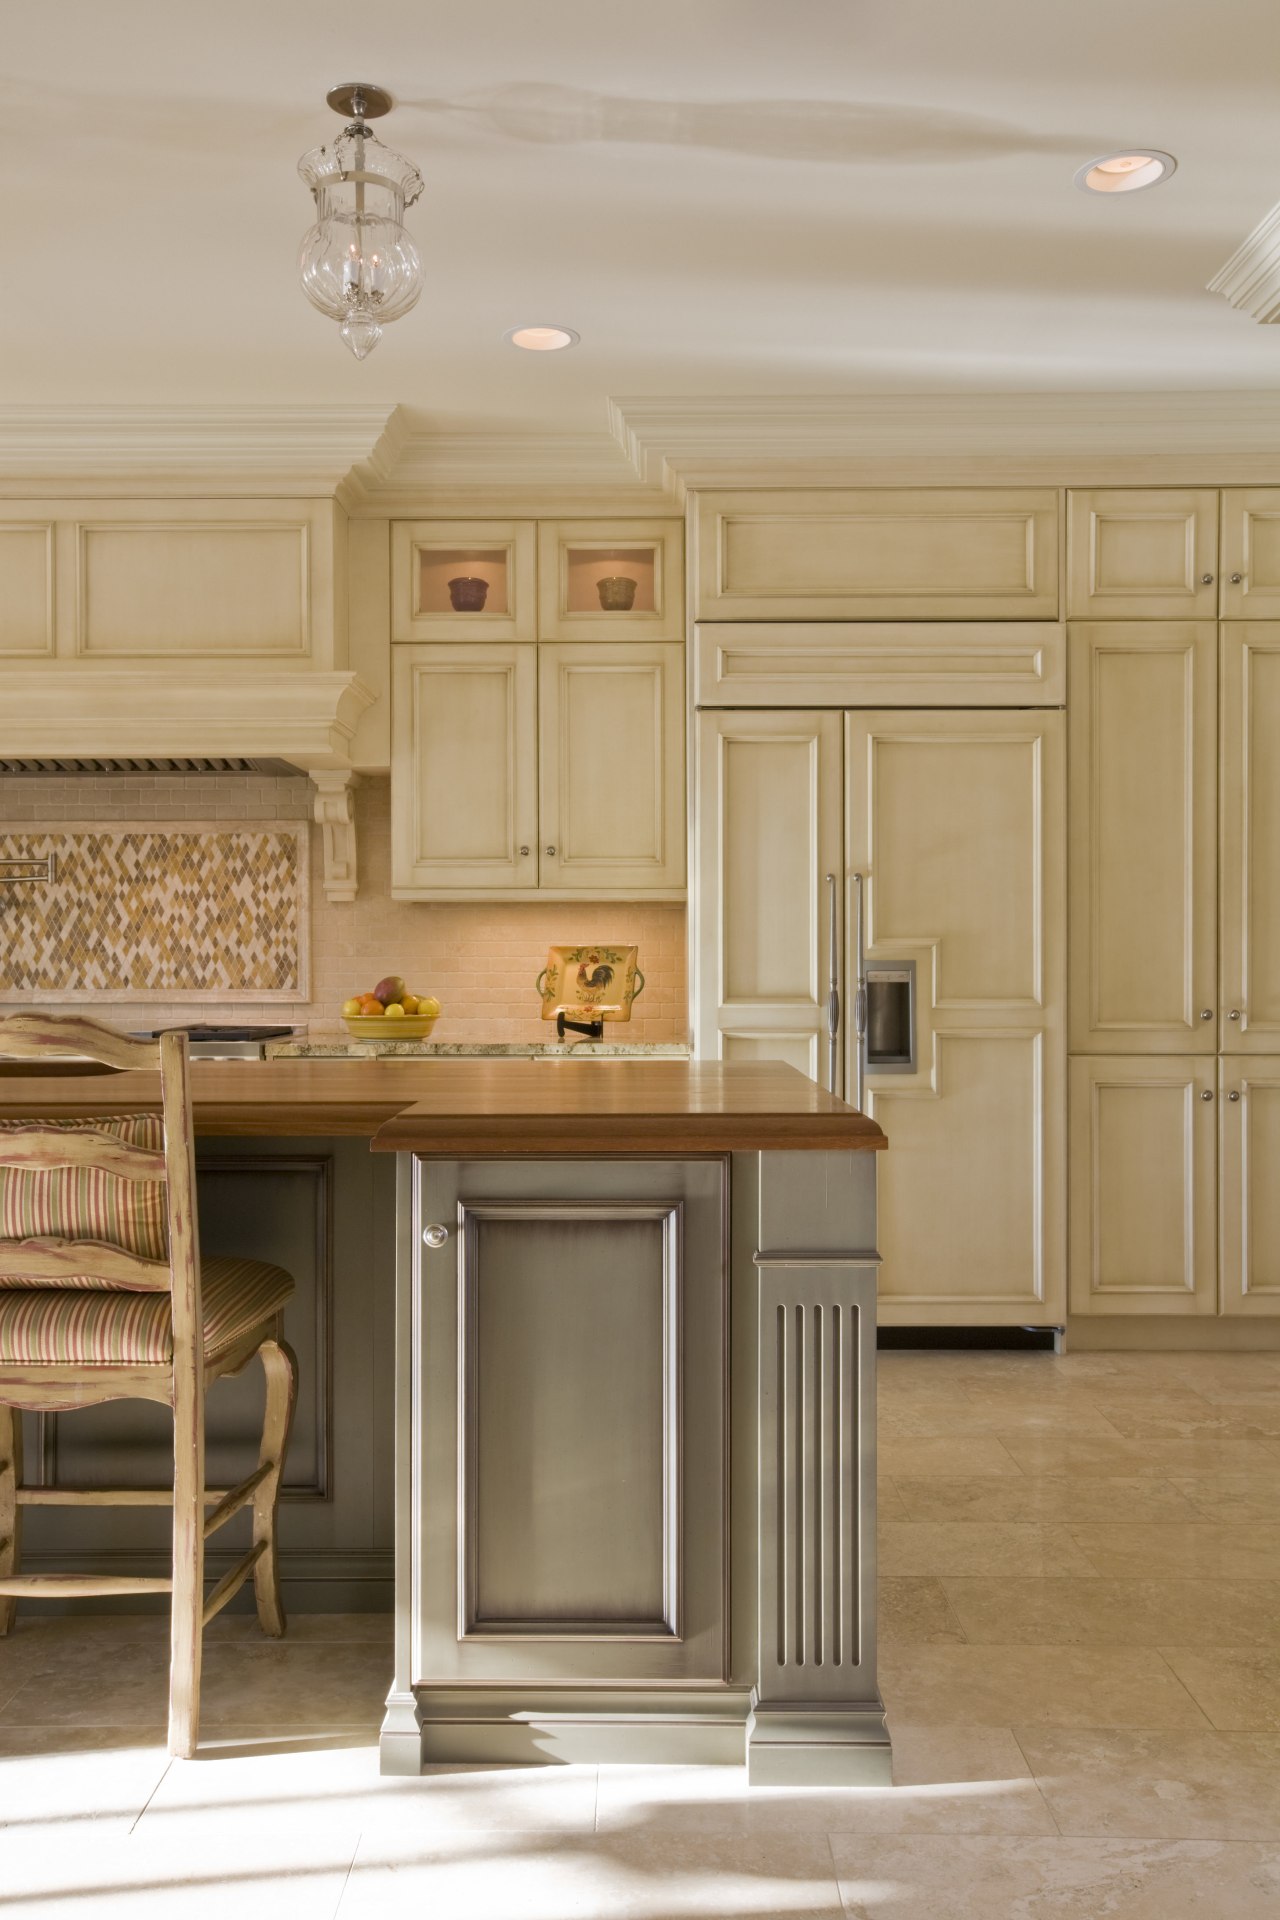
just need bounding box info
[1016,1726,1280,1840]
[592,1730,1056,1836]
[829,1835,1280,1919]
[892,1474,1200,1524]
[881,1522,1098,1577]
[336,1829,846,1919]
[1159,1648,1280,1730]
[1166,1473,1280,1524]
[998,1431,1279,1478]
[0,1826,359,1918]
[943,1576,1280,1647]
[876,1435,1023,1479]
[877,1576,968,1645]
[0,1728,170,1838]
[875,1477,910,1519]
[879,1645,1210,1729]
[1069,1522,1280,1578]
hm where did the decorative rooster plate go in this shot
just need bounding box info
[536,945,644,1023]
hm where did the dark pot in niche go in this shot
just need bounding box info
[448,576,490,612]
[597,575,638,612]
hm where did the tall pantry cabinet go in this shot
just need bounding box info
[1066,491,1280,1319]
[690,491,1067,1328]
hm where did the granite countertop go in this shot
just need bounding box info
[268,1040,692,1061]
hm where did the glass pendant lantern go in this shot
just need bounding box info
[298,84,424,360]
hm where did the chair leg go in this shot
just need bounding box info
[0,1407,21,1637]
[252,1338,297,1639]
[168,1366,205,1760]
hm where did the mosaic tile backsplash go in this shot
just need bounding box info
[0,774,688,1042]
[0,824,307,999]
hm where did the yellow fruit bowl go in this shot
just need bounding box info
[342,1014,439,1041]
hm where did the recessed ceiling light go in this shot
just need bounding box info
[505,325,579,352]
[1075,150,1177,194]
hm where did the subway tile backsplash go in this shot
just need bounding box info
[0,773,689,1044]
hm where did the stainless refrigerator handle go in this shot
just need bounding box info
[825,872,840,1094]
[852,871,868,1112]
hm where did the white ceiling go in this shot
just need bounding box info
[6,0,1280,436]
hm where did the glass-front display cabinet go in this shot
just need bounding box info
[392,521,538,641]
[537,519,685,642]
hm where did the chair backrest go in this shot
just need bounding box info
[0,1015,200,1357]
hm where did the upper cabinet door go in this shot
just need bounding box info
[693,710,843,1087]
[391,643,538,894]
[1222,490,1280,618]
[537,520,684,643]
[1221,624,1280,1050]
[1067,490,1219,619]
[538,643,686,895]
[692,489,1059,621]
[1068,623,1218,1052]
[391,520,537,643]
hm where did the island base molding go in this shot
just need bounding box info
[747,1702,892,1787]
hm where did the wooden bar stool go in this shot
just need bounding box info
[0,1013,297,1757]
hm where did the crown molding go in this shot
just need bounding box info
[0,406,398,496]
[1208,201,1280,324]
[339,426,665,516]
[610,391,1280,495]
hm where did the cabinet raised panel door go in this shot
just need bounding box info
[391,643,537,893]
[1222,491,1280,618]
[1220,1062,1280,1316]
[845,710,1066,1327]
[1068,623,1218,1052]
[538,643,685,892]
[1067,490,1219,619]
[693,710,842,1084]
[1221,624,1280,1050]
[1069,1055,1217,1317]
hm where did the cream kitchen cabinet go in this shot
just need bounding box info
[1220,624,1280,1050]
[1067,622,1218,1053]
[391,520,538,643]
[1222,490,1280,618]
[1068,1055,1218,1318]
[1067,490,1219,620]
[691,489,1060,622]
[392,642,685,900]
[694,705,1065,1327]
[1220,1059,1280,1316]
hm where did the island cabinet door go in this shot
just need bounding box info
[846,709,1066,1327]
[412,1158,728,1685]
[391,642,538,894]
[693,709,843,1087]
[1220,1058,1280,1316]
[1068,623,1218,1053]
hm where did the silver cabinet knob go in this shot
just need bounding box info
[1231,573,1244,584]
[1229,1008,1241,1021]
[1201,573,1215,585]
[519,845,530,857]
[546,845,556,856]
[1229,1089,1241,1102]
[1201,1089,1214,1102]
[1200,1008,1213,1020]
[422,1223,450,1249]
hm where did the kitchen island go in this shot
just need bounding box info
[0,1059,887,1785]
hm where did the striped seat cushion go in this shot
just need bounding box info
[0,1256,293,1366]
[0,1114,167,1288]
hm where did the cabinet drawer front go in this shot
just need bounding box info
[1220,1062,1280,1316]
[1069,1055,1217,1316]
[1068,490,1219,618]
[694,622,1064,707]
[1222,490,1280,618]
[1068,623,1218,1052]
[391,643,537,892]
[693,489,1059,620]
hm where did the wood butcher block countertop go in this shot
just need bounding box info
[0,1058,886,1156]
